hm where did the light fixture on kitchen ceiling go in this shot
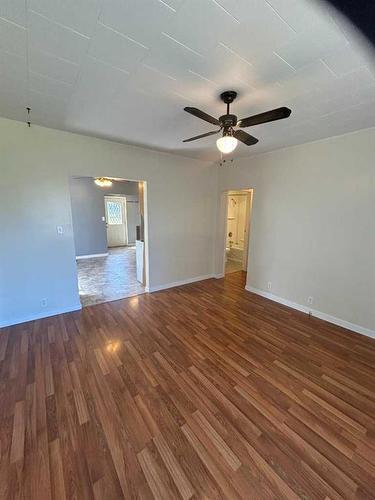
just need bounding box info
[182,90,291,154]
[94,177,113,187]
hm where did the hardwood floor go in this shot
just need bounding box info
[1,271,375,499]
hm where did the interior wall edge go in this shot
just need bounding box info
[0,303,83,329]
[246,286,375,340]
[76,253,109,259]
[148,274,216,293]
[213,124,375,167]
[1,116,216,165]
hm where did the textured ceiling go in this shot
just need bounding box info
[0,0,375,160]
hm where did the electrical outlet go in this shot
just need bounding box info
[41,298,47,307]
[307,296,314,305]
[267,281,272,290]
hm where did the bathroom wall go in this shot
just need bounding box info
[226,194,247,251]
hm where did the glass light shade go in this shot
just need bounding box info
[94,177,113,187]
[216,135,238,154]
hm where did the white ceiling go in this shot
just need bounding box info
[0,0,375,160]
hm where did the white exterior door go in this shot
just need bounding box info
[105,196,128,247]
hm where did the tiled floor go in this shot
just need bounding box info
[77,246,145,307]
[225,258,243,274]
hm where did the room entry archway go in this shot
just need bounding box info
[69,177,149,306]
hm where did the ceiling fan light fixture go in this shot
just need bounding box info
[94,177,113,188]
[183,90,291,151]
[216,134,238,154]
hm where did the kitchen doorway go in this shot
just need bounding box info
[69,177,148,307]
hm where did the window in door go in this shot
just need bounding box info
[105,196,128,248]
[106,200,123,225]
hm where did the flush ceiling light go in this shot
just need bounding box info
[94,177,113,187]
[216,133,238,154]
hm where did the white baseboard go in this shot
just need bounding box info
[149,274,215,293]
[213,273,225,279]
[0,303,82,329]
[246,286,375,340]
[76,253,108,260]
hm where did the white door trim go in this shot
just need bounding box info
[220,189,253,277]
[242,190,253,271]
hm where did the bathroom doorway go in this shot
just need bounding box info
[224,190,253,275]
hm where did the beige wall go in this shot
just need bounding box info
[216,127,375,335]
[0,117,217,327]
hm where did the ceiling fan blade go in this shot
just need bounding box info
[238,107,291,128]
[234,129,258,146]
[184,107,221,126]
[183,129,221,143]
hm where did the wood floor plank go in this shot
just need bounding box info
[153,434,195,500]
[9,401,25,464]
[191,410,241,471]
[137,447,175,500]
[49,439,67,500]
[181,423,240,499]
[1,271,374,498]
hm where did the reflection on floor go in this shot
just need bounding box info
[77,246,145,307]
[225,259,243,274]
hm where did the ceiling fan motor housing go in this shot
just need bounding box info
[220,114,237,128]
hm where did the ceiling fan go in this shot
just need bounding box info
[183,90,291,154]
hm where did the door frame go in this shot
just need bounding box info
[220,189,253,277]
[104,195,128,247]
[242,190,253,270]
[70,177,150,293]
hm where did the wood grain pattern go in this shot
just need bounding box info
[153,434,195,500]
[1,271,375,499]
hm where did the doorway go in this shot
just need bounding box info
[69,177,148,307]
[224,189,253,275]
